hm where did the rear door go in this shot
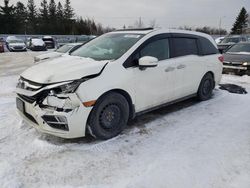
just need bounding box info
[170,35,204,99]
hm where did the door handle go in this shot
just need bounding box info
[177,64,186,69]
[165,67,175,72]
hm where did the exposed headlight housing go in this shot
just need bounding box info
[59,81,81,93]
[52,79,88,94]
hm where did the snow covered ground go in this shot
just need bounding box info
[0,52,250,188]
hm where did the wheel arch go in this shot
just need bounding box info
[94,89,135,121]
[205,71,215,88]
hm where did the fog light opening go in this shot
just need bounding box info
[42,115,69,131]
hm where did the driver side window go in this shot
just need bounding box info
[140,38,170,61]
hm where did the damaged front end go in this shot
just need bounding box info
[16,77,92,138]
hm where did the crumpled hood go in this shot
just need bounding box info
[21,55,109,84]
[35,52,63,61]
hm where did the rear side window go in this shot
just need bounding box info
[172,38,198,57]
[200,37,218,55]
[140,39,170,61]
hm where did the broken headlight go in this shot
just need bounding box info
[52,80,83,94]
[60,80,82,94]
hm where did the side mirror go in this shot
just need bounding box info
[139,56,158,70]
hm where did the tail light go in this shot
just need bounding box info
[218,55,224,63]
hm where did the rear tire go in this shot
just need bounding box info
[197,73,214,101]
[87,92,129,140]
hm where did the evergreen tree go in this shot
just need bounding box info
[39,0,49,34]
[64,0,74,20]
[15,1,27,34]
[56,2,64,34]
[56,2,64,19]
[0,0,16,34]
[63,0,74,34]
[231,7,248,34]
[48,0,57,34]
[0,0,107,35]
[27,0,37,34]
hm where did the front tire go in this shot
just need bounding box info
[197,73,214,101]
[87,92,129,140]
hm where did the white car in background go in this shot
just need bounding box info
[16,28,223,140]
[6,36,27,52]
[215,37,225,44]
[34,43,83,63]
[27,38,47,51]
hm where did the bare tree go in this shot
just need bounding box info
[134,17,144,28]
[148,19,157,28]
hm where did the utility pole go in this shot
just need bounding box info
[139,17,142,28]
[219,17,222,36]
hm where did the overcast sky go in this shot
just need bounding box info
[4,0,250,31]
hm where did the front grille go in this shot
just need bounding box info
[14,46,24,50]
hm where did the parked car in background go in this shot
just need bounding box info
[215,37,225,44]
[217,35,248,53]
[27,38,47,51]
[6,37,27,52]
[34,43,83,63]
[223,42,250,75]
[57,37,76,47]
[75,35,96,43]
[0,38,4,53]
[16,28,222,140]
[42,36,56,49]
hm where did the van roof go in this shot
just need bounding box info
[112,28,212,39]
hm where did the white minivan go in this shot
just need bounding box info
[16,28,223,139]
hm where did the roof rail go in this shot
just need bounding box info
[115,28,154,32]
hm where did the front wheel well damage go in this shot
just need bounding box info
[88,89,135,125]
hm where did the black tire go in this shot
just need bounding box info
[238,70,246,76]
[197,73,214,101]
[87,92,129,140]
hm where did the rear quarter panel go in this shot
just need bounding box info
[204,54,223,85]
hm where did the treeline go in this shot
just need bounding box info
[0,0,113,35]
[177,26,228,35]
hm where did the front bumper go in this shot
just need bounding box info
[16,93,92,138]
[31,46,46,51]
[223,65,248,70]
[9,46,27,51]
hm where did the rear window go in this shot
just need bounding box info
[222,37,240,43]
[172,38,198,57]
[200,37,218,55]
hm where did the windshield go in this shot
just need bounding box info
[71,33,144,61]
[227,43,250,53]
[222,37,240,43]
[9,39,23,43]
[56,44,74,53]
